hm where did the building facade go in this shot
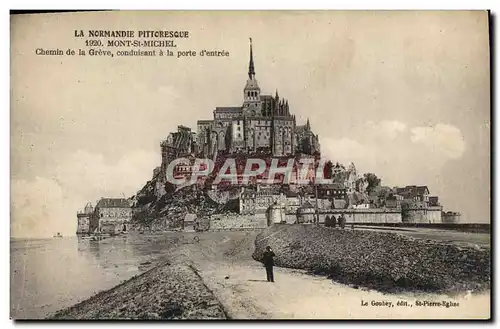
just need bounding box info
[89,198,132,235]
[239,189,282,215]
[317,183,347,200]
[395,185,432,207]
[160,125,197,174]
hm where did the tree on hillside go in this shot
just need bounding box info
[355,178,365,192]
[370,185,393,207]
[363,173,381,194]
[372,186,392,198]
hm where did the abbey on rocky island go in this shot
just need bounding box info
[161,39,321,168]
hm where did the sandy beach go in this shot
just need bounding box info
[31,229,490,320]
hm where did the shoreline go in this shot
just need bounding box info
[48,256,491,320]
[49,262,227,320]
[41,228,490,319]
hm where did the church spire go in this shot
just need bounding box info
[306,118,311,130]
[248,38,255,80]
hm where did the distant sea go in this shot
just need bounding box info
[10,235,165,319]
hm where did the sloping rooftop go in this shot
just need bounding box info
[96,198,131,209]
[318,183,345,190]
[395,185,430,198]
[215,107,242,113]
[416,186,430,194]
[240,190,256,198]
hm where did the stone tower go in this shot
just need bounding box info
[84,202,94,215]
[243,38,261,116]
[345,162,358,194]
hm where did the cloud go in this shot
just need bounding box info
[11,150,160,238]
[53,149,159,202]
[365,120,407,139]
[11,177,77,238]
[320,121,467,188]
[321,137,376,170]
[410,124,466,159]
[321,120,408,170]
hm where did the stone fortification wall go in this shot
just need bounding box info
[442,213,461,224]
[403,207,442,224]
[283,209,402,224]
[318,209,402,224]
[208,213,268,231]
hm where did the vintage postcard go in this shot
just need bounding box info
[10,10,491,320]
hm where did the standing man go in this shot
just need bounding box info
[263,246,276,282]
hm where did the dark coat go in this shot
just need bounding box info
[262,250,275,267]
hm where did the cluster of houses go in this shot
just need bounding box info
[238,182,456,225]
[76,178,455,235]
[238,183,440,215]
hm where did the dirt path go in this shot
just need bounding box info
[197,262,344,319]
[170,231,490,319]
[195,261,489,319]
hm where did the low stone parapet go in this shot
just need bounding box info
[208,213,268,231]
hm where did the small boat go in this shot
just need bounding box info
[53,232,63,238]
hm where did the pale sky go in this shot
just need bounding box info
[11,11,490,237]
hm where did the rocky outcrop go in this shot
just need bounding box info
[49,264,227,320]
[253,225,490,294]
[130,177,229,230]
